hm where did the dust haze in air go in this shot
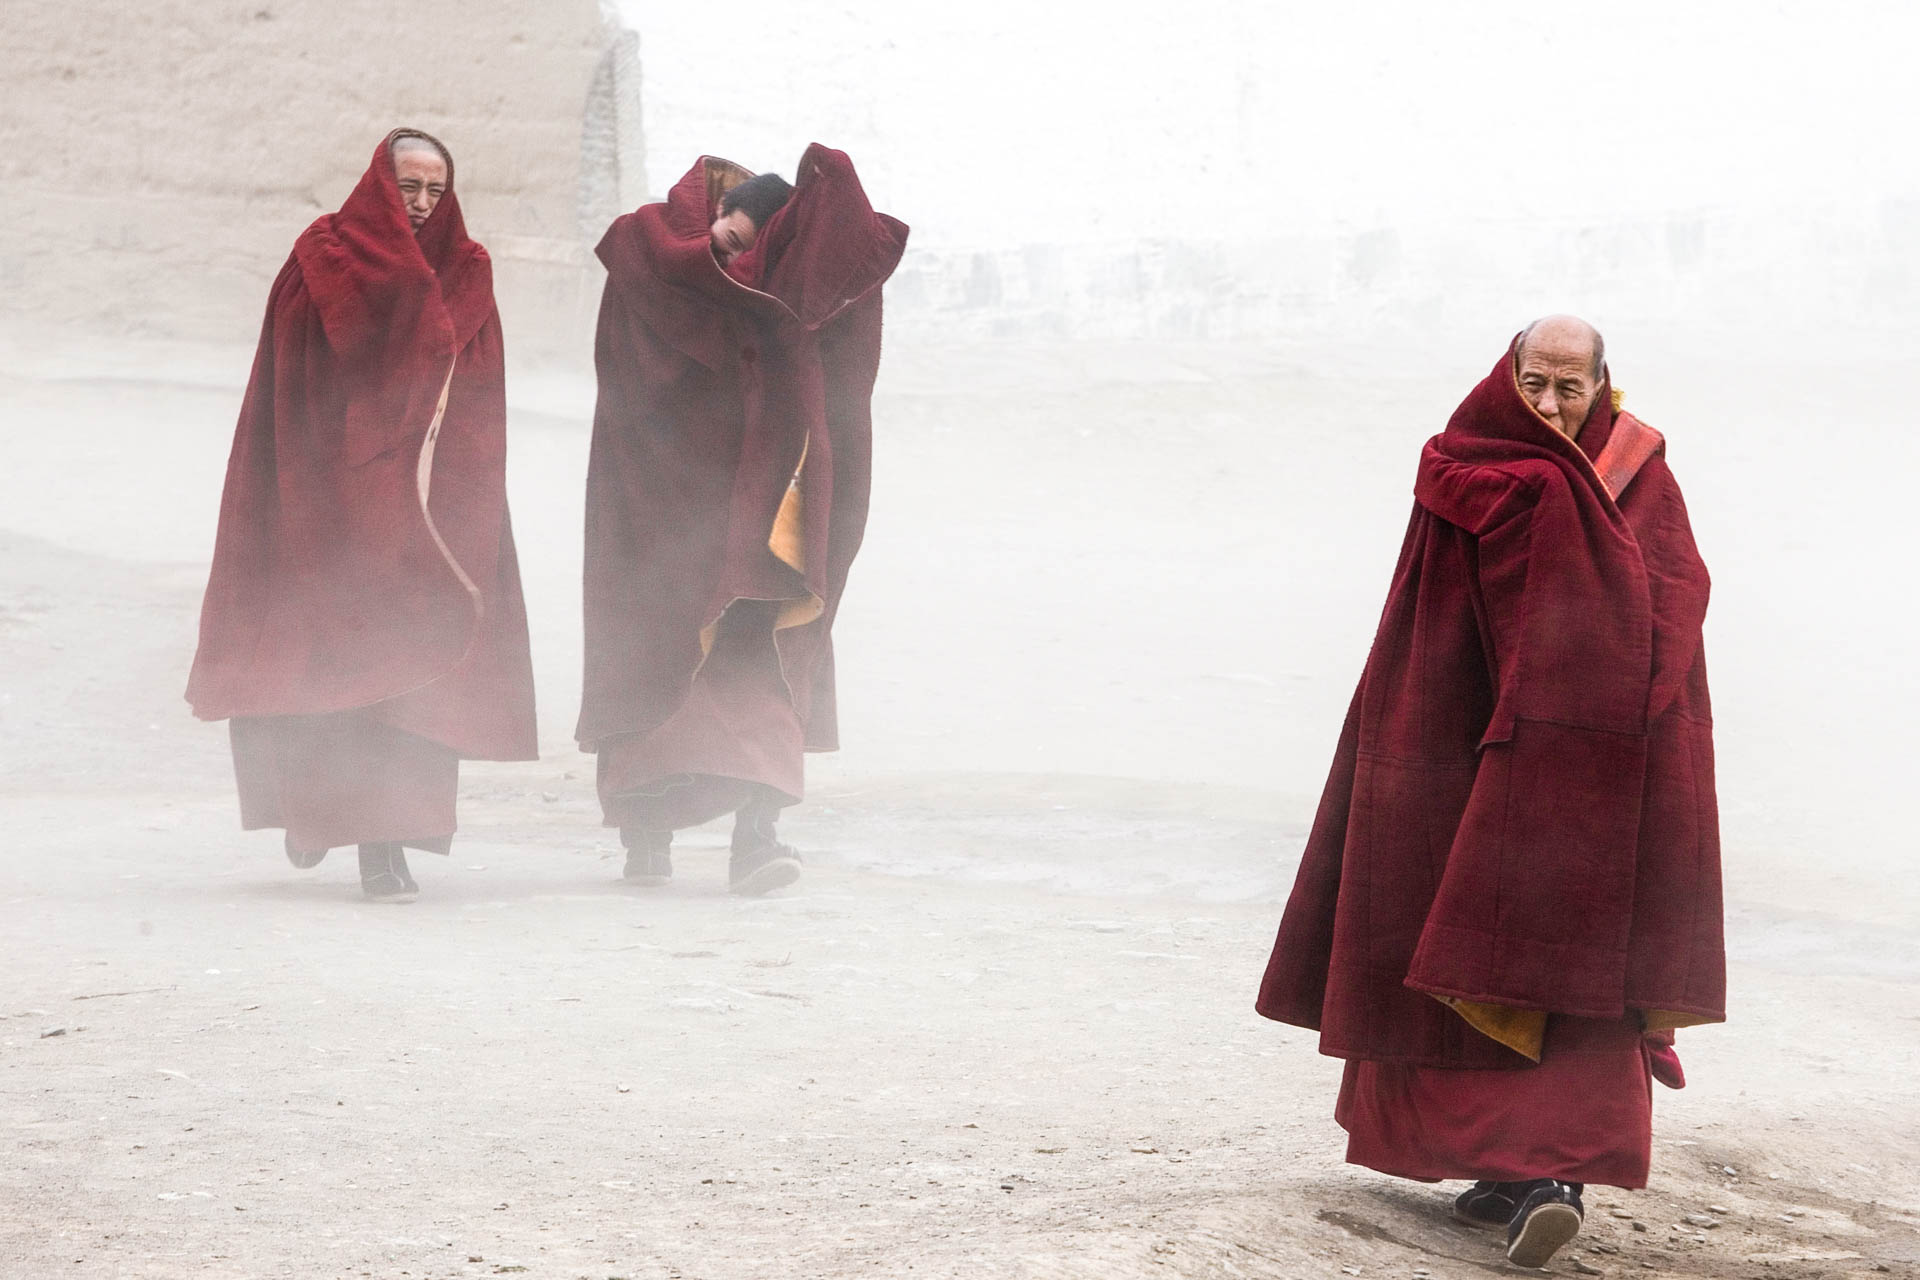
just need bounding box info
[0,1,1914,1276]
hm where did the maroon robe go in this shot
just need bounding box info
[577,146,907,830]
[1257,340,1724,1186]
[187,130,538,855]
[1338,1014,1658,1186]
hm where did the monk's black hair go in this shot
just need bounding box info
[720,173,795,229]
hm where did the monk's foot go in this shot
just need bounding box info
[621,829,673,886]
[625,844,672,886]
[284,833,328,871]
[623,848,673,885]
[1505,1180,1584,1269]
[1451,1180,1526,1230]
[358,842,418,903]
[728,841,802,897]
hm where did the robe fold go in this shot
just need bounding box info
[1337,1014,1656,1187]
[577,146,907,830]
[187,130,537,855]
[1256,340,1723,1186]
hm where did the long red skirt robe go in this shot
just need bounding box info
[187,131,538,855]
[1256,340,1724,1187]
[577,147,907,830]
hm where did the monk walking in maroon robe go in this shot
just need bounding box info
[188,130,537,903]
[1256,317,1724,1269]
[577,146,906,895]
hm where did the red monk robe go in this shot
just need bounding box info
[1256,338,1723,1189]
[187,130,537,860]
[577,148,906,841]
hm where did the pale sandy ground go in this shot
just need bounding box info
[2,337,1916,1279]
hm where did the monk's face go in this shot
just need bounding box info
[1516,327,1603,439]
[710,207,758,266]
[394,147,449,234]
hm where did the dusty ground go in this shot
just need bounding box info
[2,340,1917,1279]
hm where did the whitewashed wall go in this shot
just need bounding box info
[616,0,1919,353]
[0,0,613,363]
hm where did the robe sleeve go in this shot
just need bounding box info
[1403,469,1655,1021]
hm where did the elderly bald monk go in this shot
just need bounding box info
[1256,317,1724,1269]
[187,130,537,902]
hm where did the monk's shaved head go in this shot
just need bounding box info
[1517,314,1604,382]
[390,133,450,165]
[389,133,450,235]
[1514,315,1607,439]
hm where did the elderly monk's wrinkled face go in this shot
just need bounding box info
[710,207,758,266]
[1516,328,1603,439]
[394,147,449,234]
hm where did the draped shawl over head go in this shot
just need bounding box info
[187,129,536,761]
[1256,340,1724,1070]
[577,144,908,752]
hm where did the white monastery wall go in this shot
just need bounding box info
[0,0,628,365]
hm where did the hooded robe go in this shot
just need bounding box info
[186,130,537,855]
[1256,339,1723,1186]
[577,146,907,830]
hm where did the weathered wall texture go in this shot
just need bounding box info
[0,1,638,365]
[882,200,1920,363]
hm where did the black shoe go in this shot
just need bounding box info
[621,828,673,886]
[728,840,802,897]
[730,797,782,852]
[1451,1180,1525,1230]
[284,833,327,870]
[728,798,801,896]
[358,842,418,903]
[1506,1180,1584,1269]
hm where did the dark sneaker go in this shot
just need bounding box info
[358,843,417,903]
[620,828,673,885]
[284,833,327,870]
[1452,1180,1525,1230]
[728,841,802,897]
[623,847,673,885]
[1506,1181,1584,1269]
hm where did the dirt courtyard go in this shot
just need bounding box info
[2,338,1915,1278]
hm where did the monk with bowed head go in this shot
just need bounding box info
[577,146,907,895]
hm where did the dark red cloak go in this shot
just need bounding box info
[576,146,907,784]
[1256,341,1724,1071]
[187,131,536,765]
